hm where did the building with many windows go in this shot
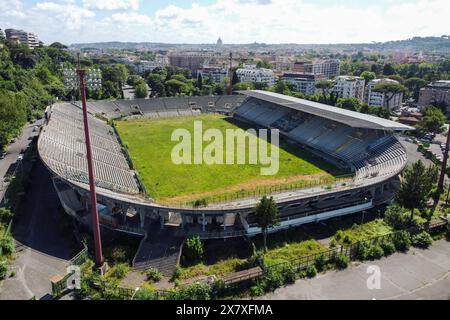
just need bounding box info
[292,59,340,79]
[281,72,325,95]
[5,28,40,49]
[333,76,365,102]
[418,80,450,111]
[365,79,403,110]
[236,67,278,87]
[197,66,229,83]
[168,53,209,75]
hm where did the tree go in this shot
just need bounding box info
[418,106,446,134]
[146,73,165,97]
[315,80,334,104]
[335,97,361,111]
[274,80,290,95]
[395,160,438,221]
[0,29,5,43]
[255,196,280,252]
[197,73,203,90]
[382,63,396,76]
[360,71,376,85]
[373,82,407,107]
[134,82,148,99]
[404,77,428,100]
[184,236,204,264]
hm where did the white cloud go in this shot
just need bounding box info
[0,0,448,44]
[82,0,140,11]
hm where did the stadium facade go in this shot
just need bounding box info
[38,91,413,239]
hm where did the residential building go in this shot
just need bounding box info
[5,28,40,49]
[168,53,209,75]
[197,66,229,83]
[365,78,404,110]
[292,59,340,79]
[135,59,167,74]
[281,72,325,95]
[333,76,365,102]
[418,80,450,111]
[236,67,278,87]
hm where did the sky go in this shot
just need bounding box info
[0,0,448,45]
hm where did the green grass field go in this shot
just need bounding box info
[115,114,342,205]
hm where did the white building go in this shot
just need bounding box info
[293,59,340,79]
[333,76,365,102]
[365,78,404,110]
[197,66,229,83]
[282,72,325,95]
[5,28,40,49]
[236,67,278,87]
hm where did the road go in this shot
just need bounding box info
[0,160,76,300]
[0,120,42,201]
[259,239,450,300]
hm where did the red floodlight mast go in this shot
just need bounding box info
[77,57,104,268]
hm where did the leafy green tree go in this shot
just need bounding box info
[373,82,407,107]
[184,235,204,264]
[255,196,280,252]
[418,106,446,134]
[0,29,5,43]
[395,160,438,221]
[404,77,428,100]
[274,80,290,95]
[360,71,376,85]
[382,63,396,76]
[233,82,254,91]
[134,82,148,99]
[315,80,334,104]
[147,73,165,97]
[336,97,361,111]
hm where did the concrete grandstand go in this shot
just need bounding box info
[38,91,413,242]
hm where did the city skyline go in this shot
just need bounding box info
[0,0,449,45]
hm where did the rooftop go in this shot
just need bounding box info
[238,90,414,131]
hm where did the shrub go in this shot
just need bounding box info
[393,230,411,252]
[314,254,326,272]
[334,253,349,270]
[411,231,433,248]
[171,283,212,300]
[367,243,384,260]
[0,259,8,280]
[384,204,409,229]
[0,208,13,222]
[183,236,204,264]
[263,268,284,292]
[250,283,265,297]
[282,264,297,284]
[356,242,371,260]
[334,230,344,241]
[109,263,129,280]
[171,266,182,282]
[134,288,159,300]
[0,235,15,255]
[305,265,317,278]
[110,246,128,264]
[146,267,162,282]
[380,239,396,256]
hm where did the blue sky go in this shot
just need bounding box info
[1,0,448,44]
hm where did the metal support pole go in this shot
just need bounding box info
[438,124,450,190]
[78,69,104,268]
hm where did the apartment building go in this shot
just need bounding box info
[168,53,209,75]
[5,29,40,49]
[281,72,325,95]
[197,66,229,83]
[333,76,365,102]
[292,59,340,79]
[418,80,450,111]
[236,67,278,87]
[365,78,403,110]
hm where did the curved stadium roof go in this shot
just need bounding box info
[238,90,414,131]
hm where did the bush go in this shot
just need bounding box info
[183,236,204,264]
[282,264,297,284]
[134,288,159,300]
[305,265,317,278]
[314,254,326,272]
[380,239,396,256]
[110,246,128,264]
[411,231,433,248]
[170,283,212,300]
[356,242,371,260]
[334,253,350,270]
[0,235,15,255]
[109,263,129,280]
[250,283,265,297]
[0,259,8,280]
[384,204,409,229]
[393,230,411,252]
[171,266,182,282]
[146,267,162,282]
[367,243,384,260]
[0,208,13,222]
[263,268,285,291]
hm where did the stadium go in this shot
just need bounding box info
[37,90,413,243]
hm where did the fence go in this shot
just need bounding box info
[221,218,448,290]
[178,174,354,208]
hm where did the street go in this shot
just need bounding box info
[259,239,450,300]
